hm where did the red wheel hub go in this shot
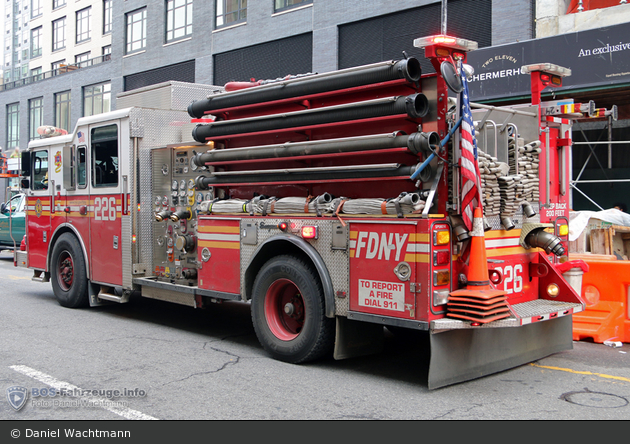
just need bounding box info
[264,279,305,341]
[58,252,74,291]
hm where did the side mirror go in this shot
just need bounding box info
[0,203,6,213]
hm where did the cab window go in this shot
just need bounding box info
[77,146,87,188]
[32,150,48,191]
[91,124,118,188]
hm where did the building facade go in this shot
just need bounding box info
[2,0,629,210]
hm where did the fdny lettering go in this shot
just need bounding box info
[358,279,405,311]
[354,232,408,261]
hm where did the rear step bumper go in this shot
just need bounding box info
[428,314,574,389]
[431,299,584,332]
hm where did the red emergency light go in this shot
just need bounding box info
[301,226,318,240]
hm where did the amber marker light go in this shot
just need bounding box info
[434,230,450,246]
[558,224,569,236]
[547,283,560,297]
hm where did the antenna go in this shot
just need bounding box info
[441,0,448,35]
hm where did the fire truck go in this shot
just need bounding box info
[16,35,588,389]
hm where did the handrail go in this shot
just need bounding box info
[0,54,111,93]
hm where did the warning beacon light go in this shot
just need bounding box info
[413,35,478,62]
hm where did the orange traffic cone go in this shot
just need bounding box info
[447,207,511,324]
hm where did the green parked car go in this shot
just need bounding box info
[0,193,25,249]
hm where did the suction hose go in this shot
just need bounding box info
[188,58,422,118]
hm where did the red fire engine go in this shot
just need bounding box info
[16,35,586,389]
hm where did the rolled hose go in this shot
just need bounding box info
[187,58,422,118]
[192,94,429,142]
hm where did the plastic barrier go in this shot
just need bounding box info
[571,258,630,343]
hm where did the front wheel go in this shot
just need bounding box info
[50,233,89,308]
[251,255,334,364]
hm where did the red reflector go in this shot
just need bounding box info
[301,226,318,239]
[278,222,288,232]
[434,250,449,266]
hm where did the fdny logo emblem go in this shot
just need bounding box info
[54,151,62,173]
[6,386,28,411]
[35,199,43,218]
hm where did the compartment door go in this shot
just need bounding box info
[349,222,417,319]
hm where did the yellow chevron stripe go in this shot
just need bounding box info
[198,225,240,234]
[198,240,240,249]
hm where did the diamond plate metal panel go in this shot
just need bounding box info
[117,81,224,111]
[239,218,350,316]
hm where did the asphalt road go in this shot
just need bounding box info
[1,250,629,422]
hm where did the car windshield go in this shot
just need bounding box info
[6,195,23,213]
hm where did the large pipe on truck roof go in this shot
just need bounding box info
[191,94,429,143]
[192,131,439,165]
[187,58,422,118]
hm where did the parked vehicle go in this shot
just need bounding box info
[0,193,25,249]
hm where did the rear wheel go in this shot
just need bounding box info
[50,233,89,308]
[251,255,334,363]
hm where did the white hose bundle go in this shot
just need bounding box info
[335,192,426,215]
[198,195,268,214]
[256,193,333,215]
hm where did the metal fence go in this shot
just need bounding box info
[0,54,111,92]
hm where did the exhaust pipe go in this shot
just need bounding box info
[192,94,429,142]
[188,58,422,118]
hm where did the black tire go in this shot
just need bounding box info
[50,233,89,308]
[251,255,334,364]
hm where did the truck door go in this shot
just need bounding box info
[88,123,123,286]
[25,149,52,270]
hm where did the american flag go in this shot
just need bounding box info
[459,67,483,231]
[78,131,85,143]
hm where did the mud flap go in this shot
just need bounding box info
[428,315,573,389]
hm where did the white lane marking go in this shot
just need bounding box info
[9,364,158,420]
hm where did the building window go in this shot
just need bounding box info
[103,0,112,34]
[52,17,66,52]
[29,97,43,141]
[216,0,246,28]
[6,103,19,149]
[83,82,111,117]
[76,7,91,43]
[53,0,66,9]
[75,51,90,66]
[274,0,311,13]
[126,8,147,54]
[30,26,42,58]
[54,91,71,132]
[166,0,193,42]
[51,59,65,74]
[31,67,42,81]
[31,0,42,18]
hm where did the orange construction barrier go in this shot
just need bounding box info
[571,258,630,343]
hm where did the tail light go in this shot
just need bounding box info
[301,226,318,240]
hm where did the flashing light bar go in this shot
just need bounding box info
[521,63,572,77]
[413,35,478,52]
